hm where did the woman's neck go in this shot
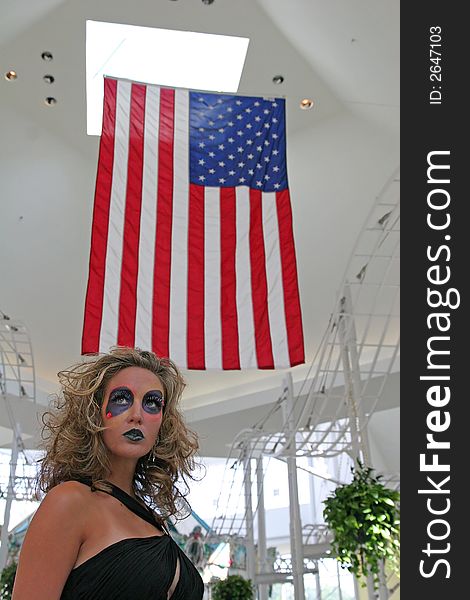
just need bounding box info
[106,459,138,497]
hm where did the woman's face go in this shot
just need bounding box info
[101,366,165,461]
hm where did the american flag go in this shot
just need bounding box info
[82,77,304,369]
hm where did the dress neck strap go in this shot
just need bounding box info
[74,478,166,533]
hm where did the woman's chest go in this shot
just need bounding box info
[74,492,164,569]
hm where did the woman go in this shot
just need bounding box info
[12,347,204,600]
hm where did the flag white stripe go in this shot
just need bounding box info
[204,187,222,369]
[135,85,160,350]
[84,79,304,369]
[169,89,190,368]
[262,192,290,368]
[100,80,131,352]
[235,187,257,368]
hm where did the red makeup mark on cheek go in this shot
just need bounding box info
[146,413,163,420]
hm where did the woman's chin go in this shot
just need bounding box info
[108,442,152,460]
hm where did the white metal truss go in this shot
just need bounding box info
[1,311,38,570]
[207,168,400,600]
[0,312,36,403]
[241,167,400,463]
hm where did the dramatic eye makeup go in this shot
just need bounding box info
[104,387,164,418]
[105,387,133,418]
[142,390,165,415]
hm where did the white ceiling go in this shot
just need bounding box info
[0,0,399,461]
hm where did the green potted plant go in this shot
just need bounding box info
[0,560,17,600]
[211,574,254,600]
[323,460,400,588]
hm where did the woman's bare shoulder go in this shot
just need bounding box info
[49,479,93,497]
[39,480,92,512]
[11,482,92,599]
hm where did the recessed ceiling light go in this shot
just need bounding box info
[43,74,55,84]
[4,70,17,81]
[86,20,250,135]
[300,98,314,110]
[41,51,53,61]
[272,75,284,85]
[44,97,57,106]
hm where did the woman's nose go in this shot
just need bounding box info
[127,401,143,423]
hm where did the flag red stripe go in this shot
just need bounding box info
[83,79,305,369]
[81,77,117,354]
[187,184,205,369]
[276,190,305,366]
[249,190,274,368]
[152,88,175,358]
[117,83,146,347]
[220,188,240,369]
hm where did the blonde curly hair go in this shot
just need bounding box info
[37,346,199,520]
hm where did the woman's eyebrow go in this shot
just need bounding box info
[108,386,133,394]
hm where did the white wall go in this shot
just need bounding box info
[0,104,95,383]
[286,110,399,358]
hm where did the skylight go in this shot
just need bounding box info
[86,20,250,136]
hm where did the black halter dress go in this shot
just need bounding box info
[60,480,204,600]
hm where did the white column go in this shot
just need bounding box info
[307,456,317,524]
[339,285,375,600]
[256,457,269,600]
[352,574,361,600]
[0,426,19,571]
[336,560,343,600]
[283,373,305,600]
[315,560,322,600]
[366,574,376,600]
[378,560,389,600]
[243,446,256,585]
[337,286,371,465]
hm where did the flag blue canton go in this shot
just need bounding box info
[189,92,288,193]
